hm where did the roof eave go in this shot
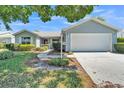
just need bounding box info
[13,30,39,36]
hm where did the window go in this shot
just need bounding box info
[21,37,31,44]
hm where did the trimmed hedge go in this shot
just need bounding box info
[5,43,35,51]
[0,50,14,60]
[48,58,69,66]
[18,44,35,51]
[114,43,124,53]
[117,38,124,43]
[0,43,5,49]
[5,43,19,51]
[33,45,48,51]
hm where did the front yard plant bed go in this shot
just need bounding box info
[0,51,95,88]
[26,56,96,87]
[48,58,69,66]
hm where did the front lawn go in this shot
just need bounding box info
[0,51,36,73]
[0,51,95,88]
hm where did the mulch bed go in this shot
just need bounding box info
[25,55,96,88]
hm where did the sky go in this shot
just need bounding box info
[1,5,124,32]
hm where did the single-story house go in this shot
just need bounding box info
[13,30,61,49]
[0,17,120,52]
[0,31,15,43]
[62,17,119,52]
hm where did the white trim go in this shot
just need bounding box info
[36,37,40,47]
[11,37,15,43]
[14,30,38,36]
[19,37,21,44]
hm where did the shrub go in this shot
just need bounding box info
[114,43,124,53]
[52,43,61,51]
[117,38,124,42]
[0,50,14,60]
[18,44,35,51]
[32,47,42,51]
[0,43,5,49]
[48,58,69,66]
[33,45,48,52]
[41,44,48,51]
[5,43,19,51]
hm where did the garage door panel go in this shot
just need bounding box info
[70,33,112,51]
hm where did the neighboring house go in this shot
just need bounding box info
[117,29,124,38]
[62,17,119,52]
[0,31,15,43]
[13,30,61,48]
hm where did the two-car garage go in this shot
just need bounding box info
[62,18,118,52]
[70,33,112,51]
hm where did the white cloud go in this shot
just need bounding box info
[93,9,105,13]
[64,21,78,25]
[12,23,31,26]
[99,10,114,18]
[51,16,64,20]
[99,10,124,21]
[84,15,93,19]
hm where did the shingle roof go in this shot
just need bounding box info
[62,17,120,32]
[33,31,61,38]
[0,31,14,38]
[0,31,12,35]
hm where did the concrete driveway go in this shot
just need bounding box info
[74,52,124,86]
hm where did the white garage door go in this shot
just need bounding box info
[70,33,112,51]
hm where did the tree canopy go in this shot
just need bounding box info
[0,5,94,30]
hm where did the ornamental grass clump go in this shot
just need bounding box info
[0,50,14,60]
[48,58,69,66]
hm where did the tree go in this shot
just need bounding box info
[0,5,94,30]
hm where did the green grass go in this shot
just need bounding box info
[0,52,36,73]
[48,58,69,66]
[0,51,83,88]
[43,70,83,88]
[0,69,47,88]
